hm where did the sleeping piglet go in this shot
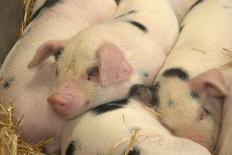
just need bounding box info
[61,96,212,155]
[135,70,223,153]
[0,0,117,152]
[139,0,232,153]
[28,0,201,119]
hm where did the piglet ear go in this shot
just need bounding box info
[188,69,228,97]
[28,40,65,68]
[98,43,133,87]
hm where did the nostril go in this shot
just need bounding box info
[47,95,66,107]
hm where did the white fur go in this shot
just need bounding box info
[0,0,116,152]
[51,0,179,118]
[61,98,211,155]
[158,0,232,76]
[154,0,232,153]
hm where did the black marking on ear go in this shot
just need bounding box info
[163,68,189,81]
[54,47,64,61]
[179,25,184,32]
[150,82,160,107]
[115,10,137,18]
[3,77,15,89]
[189,0,204,11]
[66,141,75,155]
[127,20,148,33]
[127,147,141,155]
[92,99,128,115]
[191,91,200,99]
[31,0,61,21]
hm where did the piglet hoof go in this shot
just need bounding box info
[47,95,71,117]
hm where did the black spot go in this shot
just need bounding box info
[127,147,141,155]
[92,99,128,115]
[115,10,137,18]
[115,0,121,5]
[66,141,75,155]
[150,82,160,107]
[191,91,200,99]
[127,20,148,33]
[143,72,149,78]
[163,68,189,81]
[179,25,184,32]
[54,47,63,61]
[189,0,204,11]
[3,78,15,89]
[31,0,61,21]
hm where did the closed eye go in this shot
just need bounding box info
[53,47,63,61]
[86,66,99,82]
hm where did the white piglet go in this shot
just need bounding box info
[29,0,201,119]
[0,0,116,152]
[61,97,212,155]
[138,0,232,153]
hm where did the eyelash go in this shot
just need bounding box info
[87,66,99,81]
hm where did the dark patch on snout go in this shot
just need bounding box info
[189,0,204,11]
[115,10,137,18]
[54,47,64,61]
[3,77,15,89]
[31,0,61,21]
[92,99,128,115]
[66,141,75,155]
[127,147,141,155]
[127,20,148,33]
[163,68,189,81]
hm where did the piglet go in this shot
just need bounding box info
[0,0,116,153]
[61,96,212,155]
[134,69,224,152]
[28,0,202,119]
[142,0,232,153]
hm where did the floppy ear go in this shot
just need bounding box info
[188,69,228,97]
[98,43,133,87]
[28,40,65,68]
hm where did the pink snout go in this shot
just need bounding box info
[47,82,85,118]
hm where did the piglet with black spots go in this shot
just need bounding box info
[140,0,232,153]
[29,0,200,119]
[61,96,212,155]
[0,0,117,153]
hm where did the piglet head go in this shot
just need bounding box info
[136,68,228,152]
[29,39,133,119]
